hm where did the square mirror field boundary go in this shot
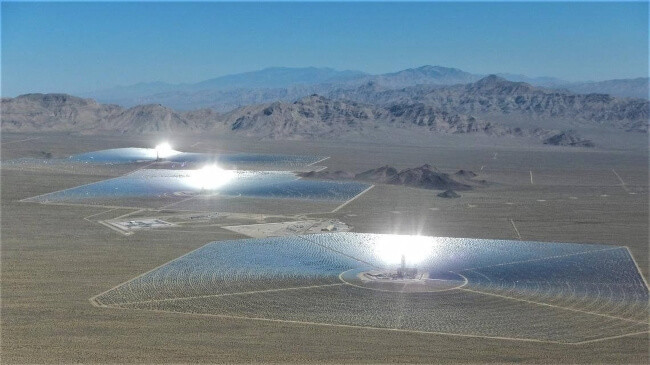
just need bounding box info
[90,233,649,345]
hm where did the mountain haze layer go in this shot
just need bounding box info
[80,66,649,111]
[562,78,649,100]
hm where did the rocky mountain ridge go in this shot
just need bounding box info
[3,76,644,147]
[219,94,514,139]
[1,94,202,134]
[328,75,649,133]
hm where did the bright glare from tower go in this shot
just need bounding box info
[154,142,177,159]
[373,235,437,266]
[189,164,235,191]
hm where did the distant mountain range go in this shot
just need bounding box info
[559,77,650,99]
[4,76,648,148]
[80,66,649,111]
[83,67,368,109]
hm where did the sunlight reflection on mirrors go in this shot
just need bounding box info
[373,234,438,267]
[187,164,236,191]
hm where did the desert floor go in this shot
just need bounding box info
[2,132,648,363]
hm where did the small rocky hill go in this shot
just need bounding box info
[358,164,474,191]
[542,130,595,147]
[299,164,485,191]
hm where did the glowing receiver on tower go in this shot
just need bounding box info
[154,142,177,160]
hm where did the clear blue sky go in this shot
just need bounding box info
[1,1,648,96]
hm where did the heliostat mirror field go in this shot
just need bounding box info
[18,148,370,213]
[5,147,327,170]
[92,233,649,344]
[24,169,368,202]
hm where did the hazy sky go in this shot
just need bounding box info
[2,1,648,96]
